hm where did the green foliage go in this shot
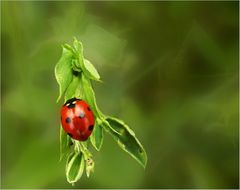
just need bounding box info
[64,75,82,100]
[78,142,95,178]
[73,38,100,81]
[66,152,85,184]
[90,118,104,151]
[79,74,102,118]
[105,117,147,168]
[60,127,71,161]
[83,59,101,81]
[55,47,74,102]
[55,38,147,184]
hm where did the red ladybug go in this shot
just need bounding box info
[60,98,95,141]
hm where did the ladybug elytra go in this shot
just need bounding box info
[60,98,95,141]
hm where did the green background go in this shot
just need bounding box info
[1,1,239,189]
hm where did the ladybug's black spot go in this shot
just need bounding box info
[67,133,73,137]
[66,117,71,123]
[87,107,91,111]
[78,112,85,118]
[88,125,94,131]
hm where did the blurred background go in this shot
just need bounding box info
[1,1,239,189]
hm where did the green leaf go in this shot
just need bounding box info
[65,75,83,101]
[73,37,85,69]
[90,118,103,151]
[72,59,81,72]
[72,38,100,81]
[104,117,147,168]
[101,118,125,135]
[66,152,85,184]
[80,74,103,118]
[60,126,72,161]
[63,44,75,55]
[83,59,100,81]
[55,47,74,102]
[75,141,95,178]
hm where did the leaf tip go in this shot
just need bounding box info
[73,37,83,50]
[73,36,78,42]
[140,151,148,169]
[142,160,147,169]
[90,137,102,151]
[97,78,103,83]
[142,164,147,170]
[95,144,102,151]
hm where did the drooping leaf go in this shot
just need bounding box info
[90,118,103,151]
[60,126,72,161]
[104,117,147,168]
[55,47,74,102]
[66,152,85,184]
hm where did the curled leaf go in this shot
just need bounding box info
[72,59,81,72]
[66,152,85,184]
[104,117,147,168]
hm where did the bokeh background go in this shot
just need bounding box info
[1,1,239,189]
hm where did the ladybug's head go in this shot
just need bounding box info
[64,97,79,105]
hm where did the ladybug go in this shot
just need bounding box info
[60,97,95,141]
